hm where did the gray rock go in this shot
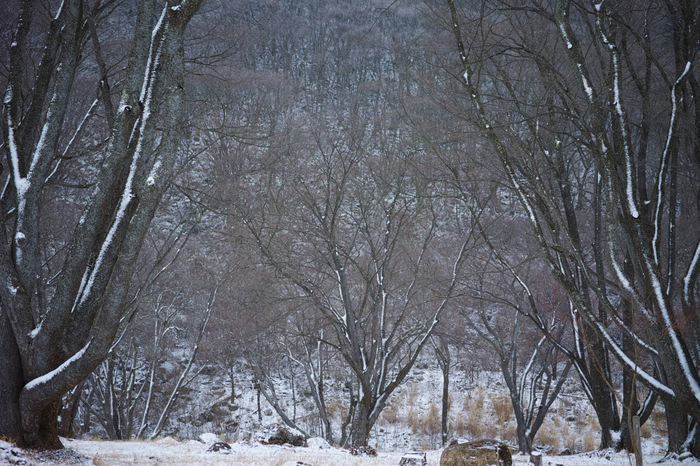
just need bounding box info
[260,424,307,447]
[206,441,232,453]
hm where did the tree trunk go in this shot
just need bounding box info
[0,310,24,444]
[620,269,640,452]
[2,0,203,450]
[441,358,450,447]
[31,402,64,450]
[435,338,451,447]
[663,395,689,453]
[586,329,621,449]
[349,396,372,447]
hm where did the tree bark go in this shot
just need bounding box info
[663,395,689,454]
[0,310,24,443]
[0,0,203,448]
[349,396,373,447]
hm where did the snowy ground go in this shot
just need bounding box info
[2,368,697,465]
[2,437,700,466]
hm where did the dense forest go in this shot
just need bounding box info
[1,0,700,459]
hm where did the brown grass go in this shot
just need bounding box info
[381,402,400,425]
[583,430,597,451]
[463,387,486,438]
[535,415,564,453]
[325,397,347,422]
[419,402,441,436]
[92,455,108,466]
[493,392,512,425]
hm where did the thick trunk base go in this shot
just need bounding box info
[349,400,372,447]
[664,396,688,454]
[24,401,64,450]
[0,311,24,444]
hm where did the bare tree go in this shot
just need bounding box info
[441,0,700,455]
[0,0,203,448]
[233,100,473,446]
[462,281,573,454]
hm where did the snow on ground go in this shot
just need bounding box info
[2,437,700,466]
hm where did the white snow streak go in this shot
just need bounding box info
[558,23,573,50]
[29,321,42,339]
[54,0,66,20]
[140,7,168,103]
[7,124,29,198]
[646,257,700,402]
[654,61,692,264]
[24,339,91,391]
[79,16,166,308]
[147,160,162,187]
[595,314,674,396]
[610,256,652,320]
[684,240,700,302]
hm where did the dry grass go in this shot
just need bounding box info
[381,401,400,425]
[419,402,441,436]
[92,456,108,466]
[499,422,517,444]
[325,397,347,422]
[407,383,420,406]
[536,417,563,453]
[647,406,667,437]
[493,392,512,425]
[462,387,486,438]
[583,430,597,451]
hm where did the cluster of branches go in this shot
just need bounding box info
[3,0,699,458]
[438,0,700,456]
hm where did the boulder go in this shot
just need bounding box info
[260,424,307,447]
[206,441,232,453]
[440,439,512,466]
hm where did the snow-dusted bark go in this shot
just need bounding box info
[444,0,700,455]
[242,111,474,446]
[1,0,203,448]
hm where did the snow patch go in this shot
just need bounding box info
[307,437,331,449]
[198,432,220,444]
